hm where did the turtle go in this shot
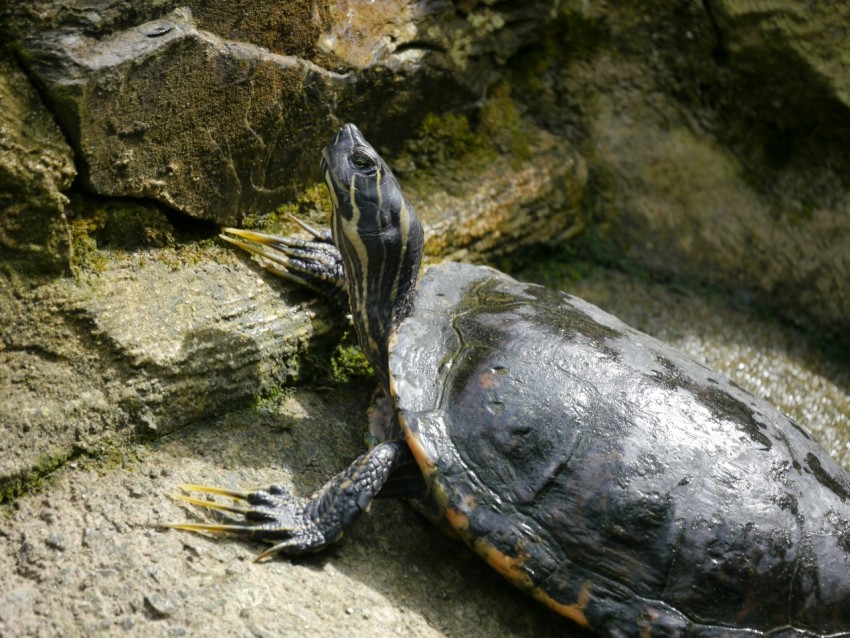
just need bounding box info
[168,123,850,637]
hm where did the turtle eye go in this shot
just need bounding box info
[349,150,377,173]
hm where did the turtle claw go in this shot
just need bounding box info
[219,226,346,307]
[165,482,323,556]
[162,521,263,535]
[254,537,313,562]
[166,442,411,557]
[168,492,252,516]
[286,214,333,242]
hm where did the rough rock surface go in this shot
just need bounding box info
[12,6,360,225]
[0,51,75,271]
[0,248,336,499]
[4,1,558,225]
[416,132,585,261]
[515,1,850,339]
[711,0,850,108]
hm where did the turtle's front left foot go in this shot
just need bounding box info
[164,440,411,560]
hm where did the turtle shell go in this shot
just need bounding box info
[388,261,850,637]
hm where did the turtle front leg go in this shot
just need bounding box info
[166,440,410,560]
[220,220,347,308]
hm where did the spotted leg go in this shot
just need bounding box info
[165,440,411,560]
[220,217,347,308]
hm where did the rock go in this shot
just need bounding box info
[511,1,850,341]
[144,592,176,618]
[190,0,558,87]
[4,2,559,225]
[0,51,75,271]
[0,250,337,500]
[711,0,850,109]
[11,7,354,225]
[414,132,585,261]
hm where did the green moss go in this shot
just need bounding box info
[68,203,109,274]
[66,196,181,273]
[398,88,536,175]
[505,9,609,95]
[402,112,487,171]
[252,384,294,414]
[478,82,534,163]
[0,451,67,503]
[394,87,544,199]
[557,8,611,54]
[0,436,143,504]
[247,330,376,410]
[330,341,374,384]
[295,330,374,386]
[96,202,176,249]
[74,438,144,474]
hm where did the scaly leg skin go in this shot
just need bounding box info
[220,216,347,308]
[165,440,411,560]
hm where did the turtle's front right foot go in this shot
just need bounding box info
[164,440,411,560]
[220,222,347,307]
[165,483,330,559]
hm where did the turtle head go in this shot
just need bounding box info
[321,123,424,386]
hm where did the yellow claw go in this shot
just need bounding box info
[254,536,307,562]
[177,483,253,500]
[286,214,326,239]
[168,492,251,515]
[220,227,282,245]
[218,233,264,253]
[161,522,258,535]
[219,232,294,273]
[254,544,285,562]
